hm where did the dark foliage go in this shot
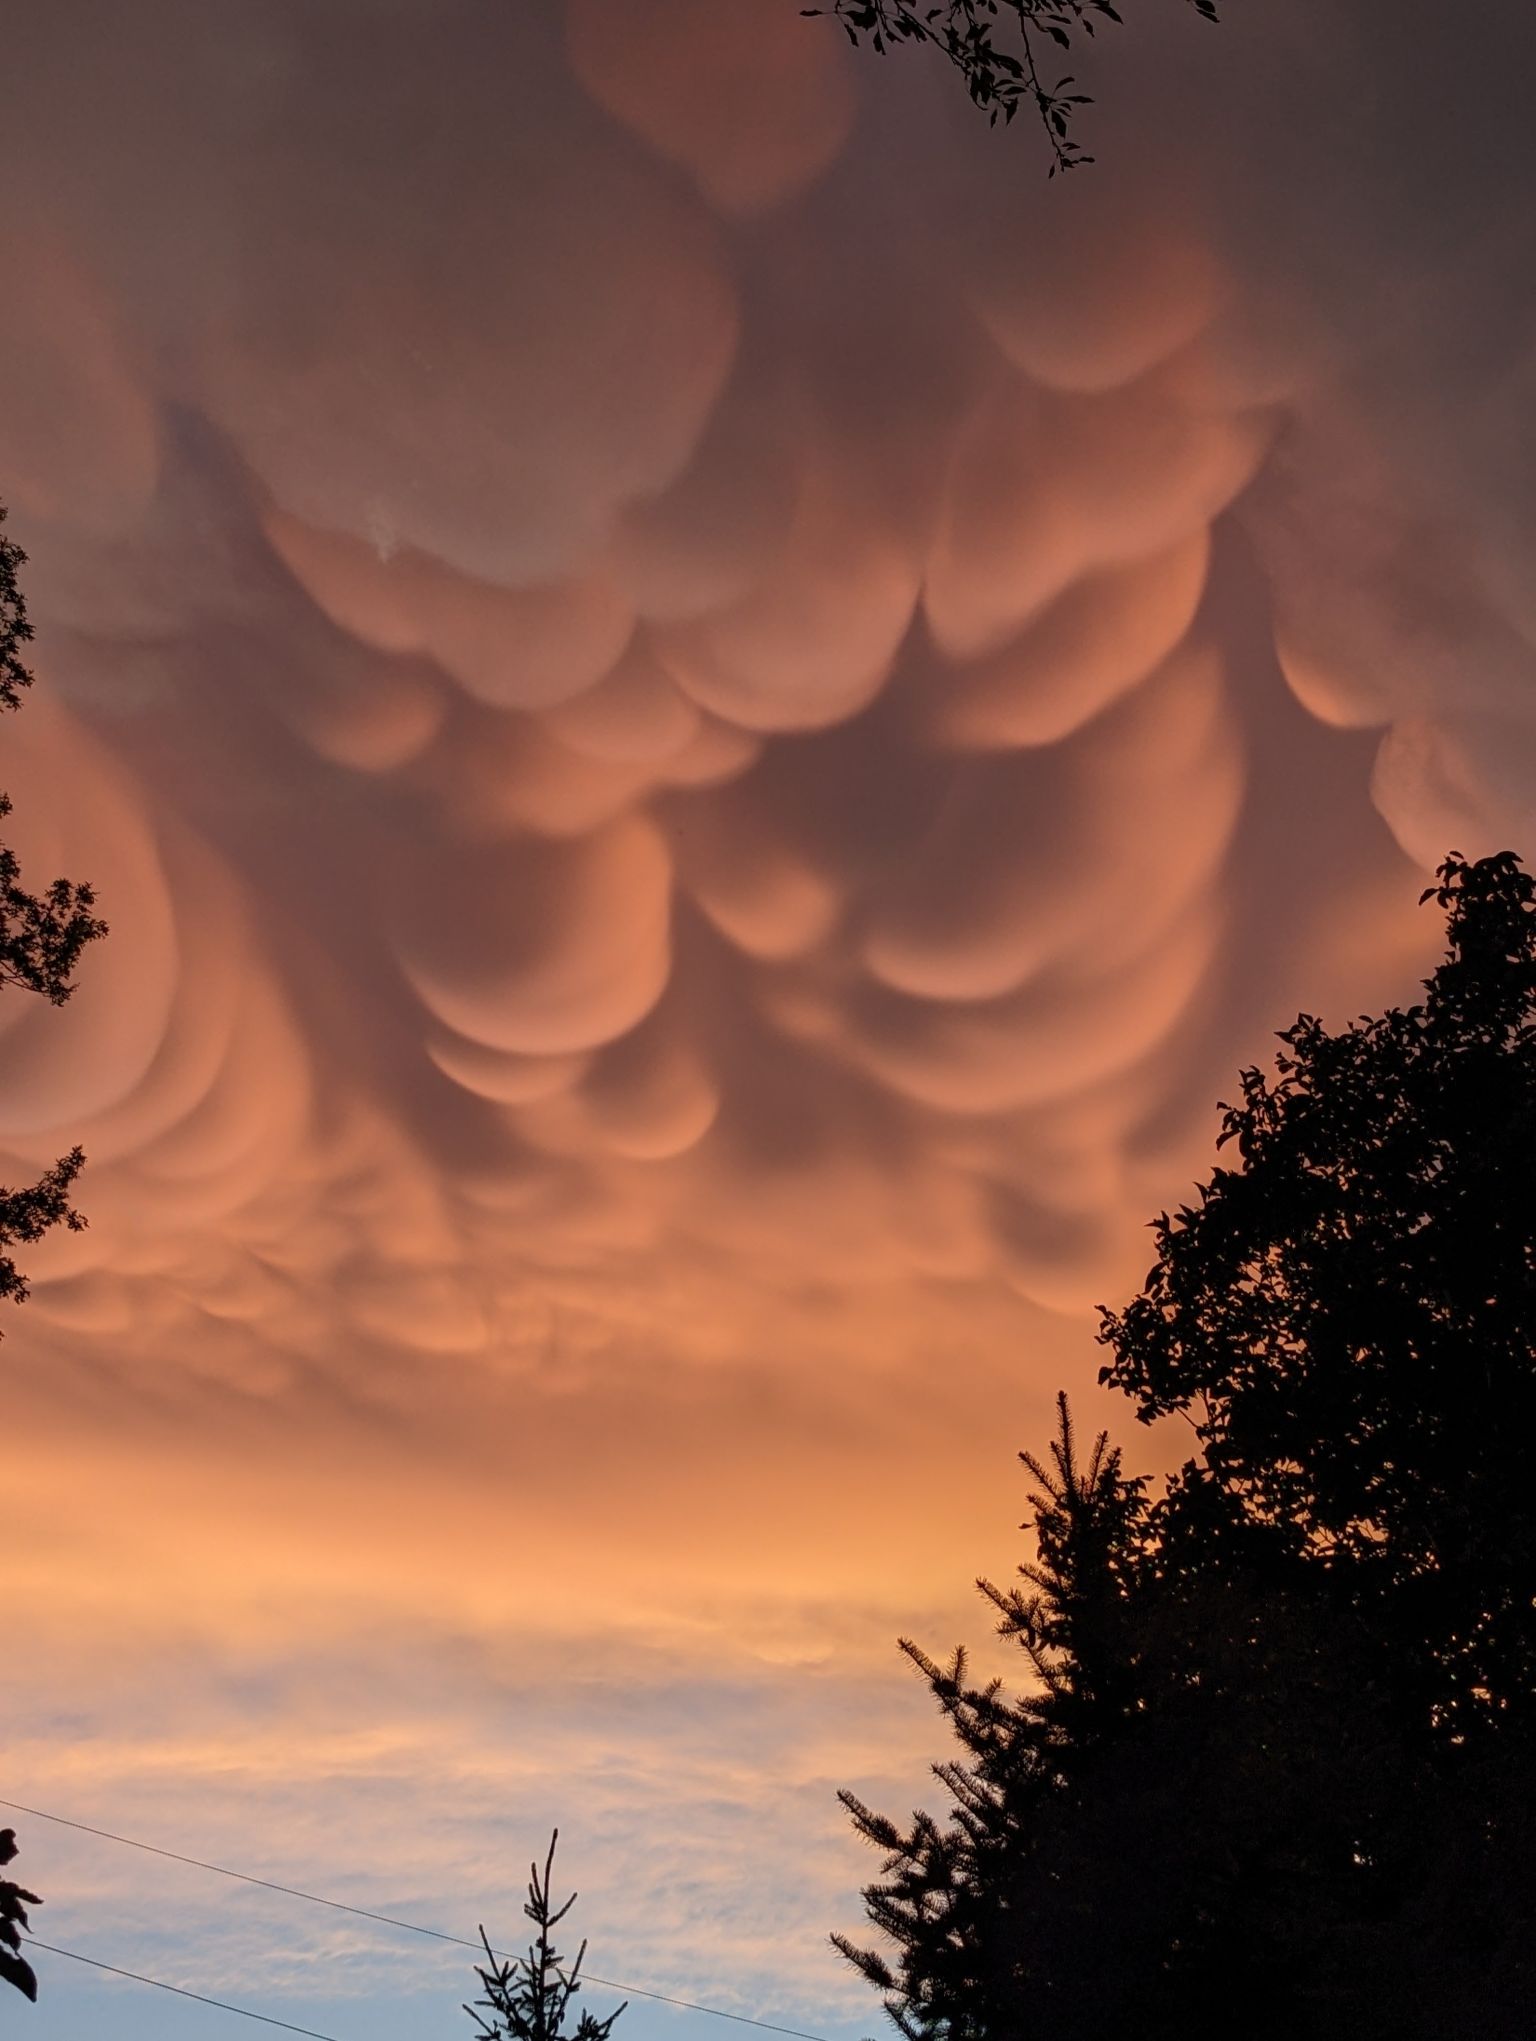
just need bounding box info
[839,854,1536,2040]
[466,1832,625,2041]
[0,501,108,2004]
[0,508,103,1007]
[834,1411,1405,2039]
[0,792,105,1006]
[1102,849,1536,1742]
[0,1145,88,1316]
[0,506,37,713]
[0,1829,40,2004]
[834,1397,1154,2038]
[0,500,105,1345]
[804,0,1218,172]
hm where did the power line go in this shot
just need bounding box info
[1,1797,835,2041]
[24,1936,348,2041]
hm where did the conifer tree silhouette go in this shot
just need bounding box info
[466,1833,625,2041]
[834,1395,1151,2039]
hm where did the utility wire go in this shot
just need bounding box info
[24,1936,348,2040]
[0,1797,834,2041]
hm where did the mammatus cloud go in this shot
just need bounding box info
[3,0,1534,2027]
[0,0,1446,1364]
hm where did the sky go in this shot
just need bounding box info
[4,1,1536,2037]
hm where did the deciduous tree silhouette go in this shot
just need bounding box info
[0,1829,40,2003]
[466,1832,625,2041]
[0,500,106,2004]
[804,0,1219,172]
[1102,850,1536,1743]
[839,853,1536,2040]
[0,503,104,1326]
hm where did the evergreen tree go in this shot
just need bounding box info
[833,1397,1154,2038]
[466,1833,625,2041]
[838,1409,1407,2038]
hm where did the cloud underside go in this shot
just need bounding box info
[3,0,1534,2012]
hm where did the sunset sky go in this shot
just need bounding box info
[4,2,1535,2036]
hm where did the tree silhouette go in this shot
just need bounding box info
[0,1829,40,2003]
[0,501,107,2003]
[804,0,1219,172]
[839,853,1536,2039]
[0,505,104,1326]
[834,1396,1156,2038]
[1102,850,1536,1744]
[466,1832,625,2041]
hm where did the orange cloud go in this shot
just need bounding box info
[3,0,1531,2028]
